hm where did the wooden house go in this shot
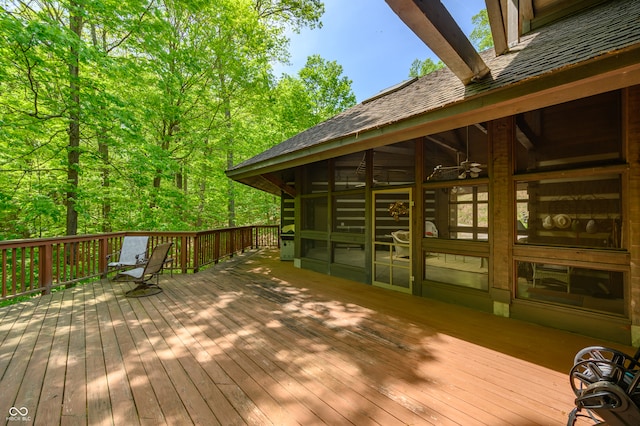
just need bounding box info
[227,0,640,344]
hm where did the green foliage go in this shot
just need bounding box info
[470,9,494,51]
[271,54,356,139]
[409,57,444,78]
[0,0,355,239]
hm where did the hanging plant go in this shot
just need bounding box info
[388,201,409,221]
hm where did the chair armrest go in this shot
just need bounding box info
[135,251,149,265]
[106,250,122,262]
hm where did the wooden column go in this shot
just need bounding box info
[626,85,640,344]
[488,117,515,315]
[413,138,425,296]
[364,150,374,284]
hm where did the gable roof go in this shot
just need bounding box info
[227,0,640,191]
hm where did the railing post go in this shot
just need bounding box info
[214,231,220,264]
[40,244,53,296]
[181,235,189,274]
[193,233,200,273]
[99,236,109,278]
[254,226,259,249]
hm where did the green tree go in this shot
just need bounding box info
[408,57,444,78]
[272,54,356,136]
[0,0,155,236]
[470,9,493,51]
[0,0,354,238]
[219,0,324,227]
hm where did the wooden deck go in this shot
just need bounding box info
[0,248,634,425]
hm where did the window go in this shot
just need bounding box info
[302,160,329,194]
[515,174,622,249]
[424,125,488,182]
[516,261,624,315]
[514,91,622,173]
[424,184,489,241]
[332,242,365,268]
[425,253,488,290]
[301,238,328,261]
[301,196,328,231]
[334,152,366,191]
[372,141,415,186]
[332,193,365,234]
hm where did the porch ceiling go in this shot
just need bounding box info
[0,248,632,424]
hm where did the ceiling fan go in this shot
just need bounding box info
[428,127,486,180]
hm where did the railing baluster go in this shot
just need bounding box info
[29,247,35,292]
[11,249,17,295]
[1,226,278,302]
[2,249,6,298]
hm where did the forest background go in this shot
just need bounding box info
[0,0,488,241]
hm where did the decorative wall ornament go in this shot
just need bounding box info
[388,201,409,221]
[553,214,572,229]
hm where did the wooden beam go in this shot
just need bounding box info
[515,126,534,150]
[425,135,460,153]
[521,0,535,19]
[486,0,508,55]
[521,0,534,34]
[385,0,490,85]
[515,115,536,150]
[474,123,488,134]
[486,0,519,54]
[505,0,520,47]
[260,173,297,197]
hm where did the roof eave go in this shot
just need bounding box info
[227,45,640,190]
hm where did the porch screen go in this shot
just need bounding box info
[515,174,622,250]
[423,184,488,241]
[516,262,624,316]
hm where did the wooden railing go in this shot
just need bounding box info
[0,225,280,302]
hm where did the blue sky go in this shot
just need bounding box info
[274,0,486,103]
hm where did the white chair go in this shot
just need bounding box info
[106,236,149,278]
[391,230,410,258]
[425,221,438,238]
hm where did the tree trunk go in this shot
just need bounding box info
[99,140,111,232]
[91,23,112,232]
[225,106,235,227]
[66,6,83,236]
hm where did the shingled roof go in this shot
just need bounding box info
[228,0,640,182]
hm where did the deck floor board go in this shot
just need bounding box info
[0,248,634,425]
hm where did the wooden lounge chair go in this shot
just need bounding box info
[117,242,173,298]
[106,236,149,278]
